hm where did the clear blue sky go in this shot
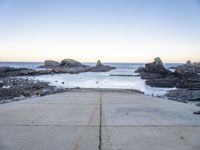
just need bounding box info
[0,0,200,62]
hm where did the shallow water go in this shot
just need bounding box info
[0,62,180,96]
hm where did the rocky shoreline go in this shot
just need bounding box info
[0,77,69,104]
[0,59,116,104]
[135,57,200,104]
[1,57,200,105]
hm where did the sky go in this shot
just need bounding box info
[0,0,200,63]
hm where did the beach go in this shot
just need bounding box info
[0,89,199,150]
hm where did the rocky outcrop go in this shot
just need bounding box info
[0,59,116,77]
[0,67,52,77]
[50,59,90,74]
[135,57,200,102]
[145,75,179,88]
[60,59,84,68]
[135,57,171,79]
[89,60,116,72]
[38,59,115,74]
[38,60,59,69]
[174,60,200,74]
[136,57,200,89]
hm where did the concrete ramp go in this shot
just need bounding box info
[0,90,199,150]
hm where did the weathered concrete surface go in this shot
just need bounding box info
[0,91,100,150]
[101,92,200,150]
[0,89,200,150]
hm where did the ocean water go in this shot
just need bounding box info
[0,62,180,96]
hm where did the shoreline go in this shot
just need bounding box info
[0,79,197,106]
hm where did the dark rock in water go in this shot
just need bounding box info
[135,57,171,79]
[136,57,200,89]
[146,75,179,88]
[145,57,169,74]
[186,60,192,65]
[89,60,116,72]
[38,60,59,68]
[174,60,200,74]
[37,59,115,74]
[60,59,84,68]
[96,60,103,66]
[175,70,200,89]
[45,60,60,68]
[0,67,52,77]
[193,111,200,115]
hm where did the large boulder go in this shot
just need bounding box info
[135,57,171,79]
[60,59,83,68]
[44,60,59,68]
[144,57,169,74]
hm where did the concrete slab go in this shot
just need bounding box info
[102,127,200,150]
[0,92,100,126]
[0,126,99,150]
[102,92,200,126]
[0,89,200,150]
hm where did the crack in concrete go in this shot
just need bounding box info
[98,89,103,150]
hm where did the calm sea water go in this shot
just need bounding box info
[0,62,180,96]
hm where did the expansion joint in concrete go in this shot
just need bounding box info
[98,90,103,150]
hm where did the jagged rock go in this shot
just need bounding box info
[89,60,116,72]
[135,57,171,79]
[186,60,192,65]
[144,57,170,74]
[165,89,200,102]
[136,57,200,89]
[146,75,179,88]
[97,60,102,66]
[174,60,200,74]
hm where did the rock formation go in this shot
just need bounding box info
[89,60,116,72]
[174,60,200,74]
[135,57,171,79]
[0,67,52,77]
[136,57,200,102]
[60,59,84,68]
